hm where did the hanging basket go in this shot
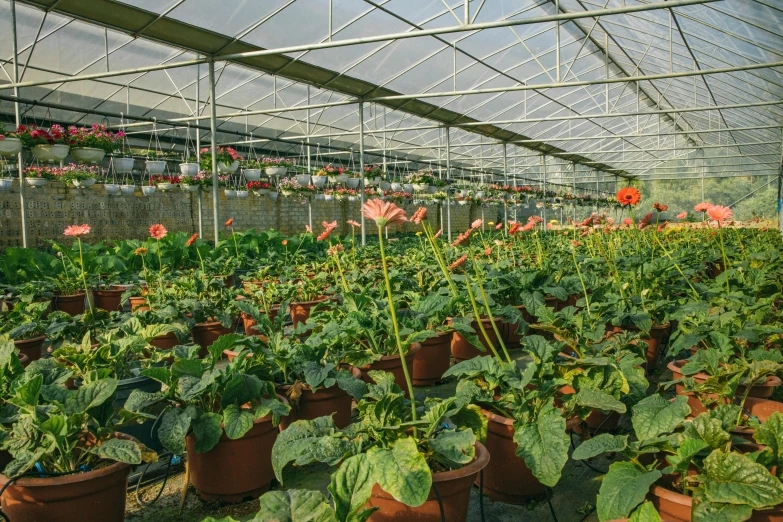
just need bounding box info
[120,184,136,195]
[218,161,238,174]
[0,179,12,191]
[25,178,49,188]
[70,147,106,164]
[268,191,279,201]
[156,182,178,191]
[179,162,199,177]
[113,157,135,174]
[265,166,286,176]
[295,174,311,186]
[391,182,402,191]
[224,189,236,198]
[141,186,156,196]
[244,168,262,181]
[182,184,200,193]
[146,160,166,175]
[346,178,361,189]
[31,144,69,163]
[73,178,97,188]
[104,183,121,195]
[311,175,327,188]
[236,190,249,199]
[0,138,22,157]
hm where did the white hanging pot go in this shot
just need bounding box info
[348,196,358,202]
[403,183,414,193]
[295,174,311,186]
[156,182,177,191]
[113,157,135,173]
[311,175,327,188]
[120,184,136,195]
[141,185,156,196]
[146,160,166,175]
[236,190,249,199]
[412,184,428,192]
[265,166,287,176]
[0,178,12,191]
[428,186,437,194]
[104,183,120,195]
[182,184,200,192]
[391,182,402,191]
[224,189,236,198]
[335,174,349,183]
[254,188,269,195]
[244,168,262,181]
[25,178,49,187]
[379,181,391,190]
[346,178,361,189]
[70,147,105,164]
[31,144,69,163]
[179,162,200,177]
[218,161,238,174]
[268,191,279,201]
[475,191,485,198]
[324,194,334,202]
[0,138,22,157]
[315,193,325,201]
[73,178,97,188]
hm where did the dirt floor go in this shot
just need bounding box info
[126,349,670,522]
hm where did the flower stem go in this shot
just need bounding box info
[77,238,93,315]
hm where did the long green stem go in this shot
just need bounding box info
[717,226,731,295]
[77,238,94,315]
[570,246,591,316]
[473,263,512,363]
[463,271,503,362]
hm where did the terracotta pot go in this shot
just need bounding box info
[555,295,578,311]
[149,331,180,350]
[91,288,124,312]
[290,296,329,327]
[128,296,150,313]
[623,322,670,368]
[364,442,489,522]
[449,317,502,363]
[14,336,45,365]
[241,307,279,337]
[732,397,783,442]
[0,440,132,522]
[192,321,234,358]
[278,367,362,430]
[478,408,581,503]
[503,305,533,348]
[583,409,621,432]
[242,280,270,292]
[203,273,235,288]
[651,483,783,521]
[186,397,286,503]
[54,292,86,316]
[412,331,453,386]
[360,344,421,397]
[668,360,782,415]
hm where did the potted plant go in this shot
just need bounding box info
[145,151,167,175]
[200,146,242,174]
[0,299,51,365]
[150,174,181,191]
[180,172,205,192]
[22,165,56,188]
[0,123,22,157]
[67,124,123,164]
[346,169,362,189]
[16,124,69,163]
[247,180,271,195]
[262,157,295,176]
[241,158,263,180]
[55,163,101,188]
[179,153,200,177]
[124,334,290,502]
[112,152,135,174]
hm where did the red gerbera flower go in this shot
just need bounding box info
[616,187,641,206]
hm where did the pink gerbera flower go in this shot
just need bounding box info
[362,199,407,228]
[677,211,687,219]
[64,224,90,237]
[149,224,167,240]
[694,202,711,212]
[707,205,732,223]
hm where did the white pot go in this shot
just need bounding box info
[403,183,414,193]
[268,191,279,201]
[157,182,177,191]
[224,189,236,198]
[120,184,136,195]
[146,160,166,174]
[0,138,22,157]
[265,166,287,176]
[0,179,12,191]
[70,147,105,164]
[25,178,49,187]
[324,194,334,202]
[428,186,437,194]
[348,196,358,202]
[141,185,156,196]
[255,188,269,195]
[244,168,262,181]
[281,190,294,197]
[379,181,391,190]
[412,184,429,192]
[113,157,135,173]
[475,191,485,198]
[458,200,468,206]
[31,143,69,163]
[73,178,97,188]
[179,162,200,177]
[218,161,239,174]
[346,178,361,189]
[236,190,249,199]
[104,183,120,195]
[295,174,311,186]
[391,182,402,191]
[312,175,327,188]
[335,174,349,183]
[182,184,200,192]
[315,194,325,201]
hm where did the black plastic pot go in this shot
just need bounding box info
[114,374,164,452]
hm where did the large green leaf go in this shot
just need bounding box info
[628,501,662,522]
[429,429,476,468]
[512,405,569,487]
[597,462,662,521]
[692,494,752,522]
[124,390,166,413]
[754,412,783,469]
[684,415,731,449]
[701,450,783,509]
[253,489,338,522]
[14,374,42,407]
[575,387,627,414]
[572,433,628,460]
[65,378,117,415]
[90,437,142,464]
[665,438,710,475]
[328,454,377,522]
[221,374,263,407]
[157,405,197,455]
[631,394,690,441]
[223,404,255,440]
[449,404,488,443]
[367,437,432,507]
[192,412,223,453]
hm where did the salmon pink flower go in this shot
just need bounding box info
[471,219,483,229]
[622,218,633,226]
[495,223,502,230]
[484,247,492,256]
[149,224,167,239]
[346,220,361,228]
[694,202,711,212]
[327,244,344,256]
[64,224,90,237]
[187,233,198,246]
[225,218,234,227]
[434,229,443,238]
[134,247,147,256]
[653,202,668,212]
[657,221,668,232]
[448,255,468,271]
[362,199,407,228]
[410,207,427,225]
[707,205,732,223]
[677,211,687,219]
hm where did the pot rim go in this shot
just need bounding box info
[278,366,363,392]
[432,441,490,483]
[366,342,421,363]
[290,296,329,306]
[481,407,582,430]
[14,335,46,345]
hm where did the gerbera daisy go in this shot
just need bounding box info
[448,254,468,271]
[149,224,167,240]
[707,205,732,223]
[677,211,687,219]
[362,199,407,228]
[186,233,198,246]
[63,224,90,237]
[694,202,711,212]
[616,187,641,206]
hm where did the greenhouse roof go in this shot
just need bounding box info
[1,0,782,184]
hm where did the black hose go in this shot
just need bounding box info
[545,486,559,522]
[479,469,485,522]
[134,453,175,507]
[431,481,446,522]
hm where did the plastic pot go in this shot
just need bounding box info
[360,344,421,397]
[14,335,45,366]
[179,162,199,177]
[290,296,329,327]
[0,137,22,157]
[192,321,234,358]
[364,442,489,522]
[623,322,670,368]
[449,317,502,363]
[92,288,124,312]
[70,147,105,164]
[278,367,362,430]
[502,305,533,348]
[244,168,262,181]
[186,397,287,503]
[54,292,86,316]
[145,160,166,174]
[113,157,135,173]
[149,331,181,350]
[128,296,149,313]
[241,307,279,337]
[412,330,453,386]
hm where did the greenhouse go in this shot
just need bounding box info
[0,0,782,520]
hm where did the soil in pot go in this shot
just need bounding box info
[0,438,132,522]
[92,288,124,312]
[186,398,287,503]
[449,317,502,363]
[412,331,453,386]
[278,367,362,430]
[14,336,45,366]
[668,360,782,415]
[363,442,489,522]
[192,321,235,358]
[54,292,86,316]
[478,408,581,503]
[290,297,329,327]
[360,344,421,397]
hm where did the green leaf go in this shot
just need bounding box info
[512,405,569,487]
[208,334,246,362]
[701,450,783,509]
[665,438,709,475]
[429,429,476,468]
[628,501,662,522]
[684,414,731,449]
[335,370,367,401]
[367,437,431,507]
[141,367,172,386]
[328,454,377,522]
[124,390,166,413]
[39,415,67,437]
[449,404,488,444]
[221,374,263,407]
[632,394,690,441]
[157,405,197,455]
[597,462,662,522]
[15,374,42,407]
[572,433,628,460]
[222,403,255,440]
[253,489,338,522]
[192,412,223,453]
[575,387,627,414]
[64,378,118,415]
[90,437,142,464]
[692,496,752,522]
[754,412,783,469]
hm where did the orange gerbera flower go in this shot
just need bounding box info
[694,202,711,212]
[410,207,427,225]
[448,255,468,271]
[616,187,640,206]
[653,202,668,212]
[186,233,198,246]
[225,218,234,227]
[346,220,361,228]
[707,205,732,223]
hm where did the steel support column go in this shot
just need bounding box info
[195,60,203,239]
[208,60,220,245]
[503,142,508,235]
[359,102,366,246]
[542,155,548,231]
[779,128,783,236]
[446,126,452,242]
[10,0,27,248]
